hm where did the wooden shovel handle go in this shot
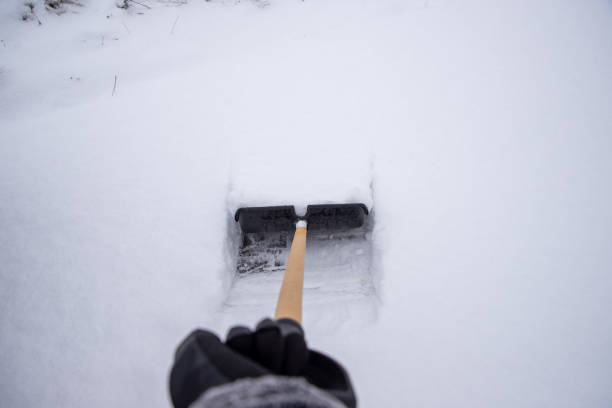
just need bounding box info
[274,224,307,323]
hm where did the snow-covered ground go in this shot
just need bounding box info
[1,0,611,407]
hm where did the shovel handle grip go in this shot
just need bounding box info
[274,224,307,323]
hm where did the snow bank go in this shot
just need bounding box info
[227,140,373,217]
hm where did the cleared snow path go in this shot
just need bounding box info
[218,215,379,332]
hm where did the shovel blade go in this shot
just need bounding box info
[235,203,368,233]
[234,206,297,233]
[305,203,369,231]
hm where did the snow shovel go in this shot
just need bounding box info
[234,204,369,324]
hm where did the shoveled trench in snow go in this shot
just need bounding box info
[218,204,379,332]
[217,140,379,331]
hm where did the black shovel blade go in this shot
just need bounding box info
[305,203,369,231]
[235,203,368,233]
[234,206,297,233]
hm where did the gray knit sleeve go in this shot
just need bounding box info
[189,375,347,408]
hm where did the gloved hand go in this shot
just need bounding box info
[169,318,356,408]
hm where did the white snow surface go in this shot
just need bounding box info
[1,0,612,407]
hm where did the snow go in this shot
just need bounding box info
[1,0,612,407]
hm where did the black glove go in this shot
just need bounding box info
[169,318,356,408]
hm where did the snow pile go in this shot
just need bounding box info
[227,141,374,217]
[1,0,612,407]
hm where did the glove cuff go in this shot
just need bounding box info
[189,375,346,408]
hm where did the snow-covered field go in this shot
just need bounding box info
[1,0,611,406]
